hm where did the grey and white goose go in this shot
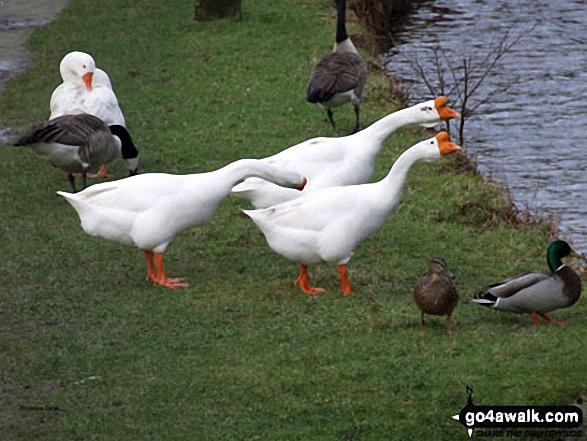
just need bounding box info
[50,51,140,178]
[15,113,139,192]
[472,240,584,326]
[306,0,368,133]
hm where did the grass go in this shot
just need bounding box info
[0,0,585,439]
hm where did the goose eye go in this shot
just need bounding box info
[430,141,434,144]
[83,64,86,68]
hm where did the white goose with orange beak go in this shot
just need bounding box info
[243,132,461,296]
[49,51,139,178]
[231,97,460,209]
[58,159,307,289]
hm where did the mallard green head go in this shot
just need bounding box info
[546,240,582,272]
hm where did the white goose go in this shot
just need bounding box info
[244,132,460,296]
[50,51,139,177]
[58,159,307,288]
[232,96,459,208]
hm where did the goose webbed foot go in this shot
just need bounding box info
[87,164,113,179]
[144,250,189,288]
[295,264,326,295]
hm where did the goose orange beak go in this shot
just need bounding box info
[435,131,461,155]
[82,72,93,91]
[296,177,308,191]
[434,96,460,120]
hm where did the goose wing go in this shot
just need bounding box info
[307,52,367,103]
[15,114,108,147]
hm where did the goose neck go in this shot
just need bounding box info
[380,143,427,190]
[335,0,348,44]
[351,106,417,152]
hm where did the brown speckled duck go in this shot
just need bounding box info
[414,257,459,334]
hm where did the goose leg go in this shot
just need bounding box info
[326,108,336,130]
[539,312,566,326]
[152,252,189,288]
[67,173,78,192]
[531,312,541,326]
[352,104,361,134]
[338,265,354,296]
[295,264,326,294]
[81,167,89,190]
[420,311,426,328]
[144,250,158,283]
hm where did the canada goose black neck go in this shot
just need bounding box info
[335,0,349,44]
[109,125,139,159]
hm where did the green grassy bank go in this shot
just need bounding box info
[0,0,585,439]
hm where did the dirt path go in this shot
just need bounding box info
[0,0,69,90]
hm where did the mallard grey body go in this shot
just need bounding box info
[307,0,367,133]
[414,257,459,333]
[472,240,583,325]
[15,113,121,192]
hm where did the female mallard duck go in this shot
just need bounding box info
[14,113,137,192]
[472,240,584,326]
[414,257,459,334]
[58,159,306,288]
[231,96,459,209]
[243,133,460,296]
[307,0,367,133]
[50,51,139,177]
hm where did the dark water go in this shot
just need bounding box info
[382,0,587,250]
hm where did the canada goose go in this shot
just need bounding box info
[414,257,459,334]
[58,159,307,288]
[243,133,460,296]
[307,0,368,133]
[50,51,139,177]
[15,113,137,192]
[472,240,584,326]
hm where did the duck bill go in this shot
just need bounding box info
[82,72,93,91]
[569,249,585,260]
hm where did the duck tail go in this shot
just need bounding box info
[471,291,499,307]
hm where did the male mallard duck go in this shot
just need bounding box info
[50,51,139,177]
[15,113,138,192]
[244,133,460,296]
[231,97,459,208]
[58,159,307,288]
[472,240,584,326]
[414,257,459,334]
[306,0,368,133]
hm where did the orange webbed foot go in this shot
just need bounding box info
[295,264,326,295]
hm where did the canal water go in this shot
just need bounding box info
[382,0,587,250]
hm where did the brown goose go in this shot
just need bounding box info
[306,0,368,133]
[472,240,583,326]
[414,257,459,334]
[14,113,138,192]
